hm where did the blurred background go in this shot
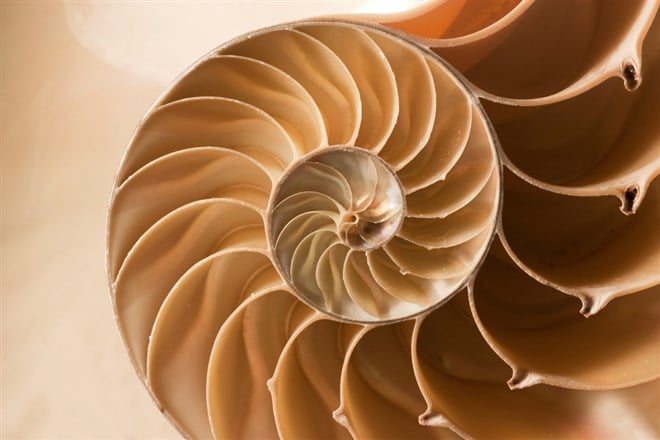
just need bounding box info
[0,1,421,438]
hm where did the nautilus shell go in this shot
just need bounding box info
[108,3,660,439]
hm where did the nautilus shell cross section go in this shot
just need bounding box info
[108,5,660,439]
[107,20,499,437]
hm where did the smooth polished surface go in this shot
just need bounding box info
[0,2,365,438]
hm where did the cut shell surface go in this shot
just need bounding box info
[108,11,660,440]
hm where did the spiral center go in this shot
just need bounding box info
[271,147,405,251]
[267,147,407,321]
[337,153,404,251]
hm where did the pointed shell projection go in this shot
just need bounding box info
[108,10,660,440]
[352,0,659,103]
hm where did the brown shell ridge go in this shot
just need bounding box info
[268,319,362,439]
[410,289,660,439]
[347,0,658,105]
[498,170,660,317]
[336,322,459,439]
[469,239,660,391]
[481,18,660,213]
[206,288,306,440]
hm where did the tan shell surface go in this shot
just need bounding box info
[108,9,660,440]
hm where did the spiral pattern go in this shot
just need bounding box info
[108,12,660,440]
[269,138,496,322]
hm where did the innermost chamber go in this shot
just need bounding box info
[267,146,409,322]
[272,146,405,252]
[333,150,405,250]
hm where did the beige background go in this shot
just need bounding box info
[0,1,391,438]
